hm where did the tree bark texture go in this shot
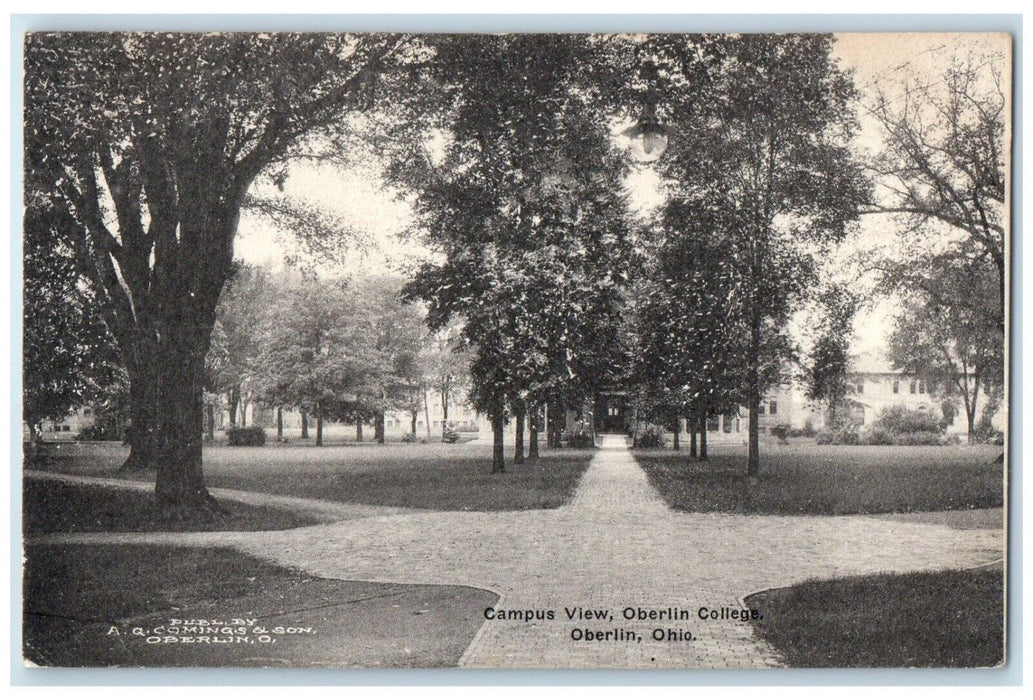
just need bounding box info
[514,404,525,464]
[491,409,505,474]
[276,406,283,439]
[316,414,324,446]
[301,411,309,439]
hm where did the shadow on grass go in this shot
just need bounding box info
[23,544,498,668]
[746,566,1004,668]
[23,479,325,534]
[635,443,1004,515]
[30,442,597,512]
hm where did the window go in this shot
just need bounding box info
[706,416,720,432]
[83,408,92,416]
[723,413,735,433]
[855,383,863,395]
[62,425,70,432]
[893,380,900,394]
[919,380,926,394]
[758,404,766,415]
[910,379,917,394]
[768,400,778,415]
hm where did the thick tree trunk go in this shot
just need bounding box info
[300,411,309,439]
[688,413,697,457]
[356,420,363,442]
[966,403,978,445]
[276,406,283,440]
[491,408,505,474]
[316,414,324,446]
[528,403,540,460]
[514,404,525,465]
[153,332,214,514]
[375,411,385,445]
[227,387,240,428]
[240,401,246,428]
[411,410,418,436]
[120,362,158,472]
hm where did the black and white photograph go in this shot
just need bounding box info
[19,27,1010,671]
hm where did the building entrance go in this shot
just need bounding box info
[594,392,630,434]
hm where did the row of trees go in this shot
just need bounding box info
[204,265,470,447]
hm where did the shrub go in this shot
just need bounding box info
[789,420,817,439]
[860,425,895,446]
[442,425,461,444]
[400,432,418,443]
[816,424,860,445]
[874,405,942,434]
[893,431,946,446]
[562,424,595,448]
[75,424,121,441]
[972,417,1004,445]
[225,426,266,446]
[455,424,480,433]
[770,424,790,444]
[633,424,667,449]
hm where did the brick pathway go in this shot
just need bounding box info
[28,435,1004,669]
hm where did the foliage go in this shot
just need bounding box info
[562,423,596,449]
[770,424,791,444]
[225,426,267,447]
[804,286,859,423]
[815,424,860,445]
[867,47,1008,328]
[400,432,418,444]
[873,405,943,435]
[441,424,461,444]
[633,424,668,449]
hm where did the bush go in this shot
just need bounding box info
[455,424,480,433]
[400,432,418,443]
[75,424,122,442]
[874,405,942,434]
[562,424,595,448]
[442,425,461,444]
[633,424,667,449]
[816,424,860,445]
[892,431,947,446]
[860,425,895,445]
[770,424,790,444]
[972,417,1004,445]
[789,420,817,439]
[225,426,266,446]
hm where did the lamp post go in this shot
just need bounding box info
[621,104,669,163]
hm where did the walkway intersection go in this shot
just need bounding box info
[31,435,1004,669]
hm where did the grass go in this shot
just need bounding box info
[30,442,596,511]
[23,543,497,667]
[22,479,324,534]
[746,566,1004,667]
[635,443,1004,515]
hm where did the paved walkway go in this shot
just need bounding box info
[28,436,1004,669]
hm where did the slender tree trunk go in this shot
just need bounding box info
[491,408,505,474]
[227,387,240,428]
[356,419,363,442]
[423,388,432,438]
[205,403,215,442]
[276,406,283,440]
[528,403,540,460]
[672,417,680,451]
[316,414,324,447]
[240,400,246,428]
[442,390,449,440]
[411,410,418,436]
[700,415,708,460]
[688,413,697,458]
[747,309,761,476]
[300,411,309,439]
[514,403,525,465]
[153,327,213,514]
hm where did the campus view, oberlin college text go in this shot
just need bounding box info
[22,30,1009,669]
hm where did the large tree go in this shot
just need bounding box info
[653,34,869,474]
[396,34,634,472]
[804,285,860,426]
[887,253,1003,442]
[24,32,421,512]
[867,48,1009,331]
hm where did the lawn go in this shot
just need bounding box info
[23,479,325,534]
[23,544,497,667]
[635,443,1004,515]
[28,441,595,511]
[746,566,1005,667]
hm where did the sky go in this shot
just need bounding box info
[233,32,1012,361]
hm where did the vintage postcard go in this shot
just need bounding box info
[20,28,1010,671]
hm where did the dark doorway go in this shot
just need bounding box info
[594,393,630,433]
